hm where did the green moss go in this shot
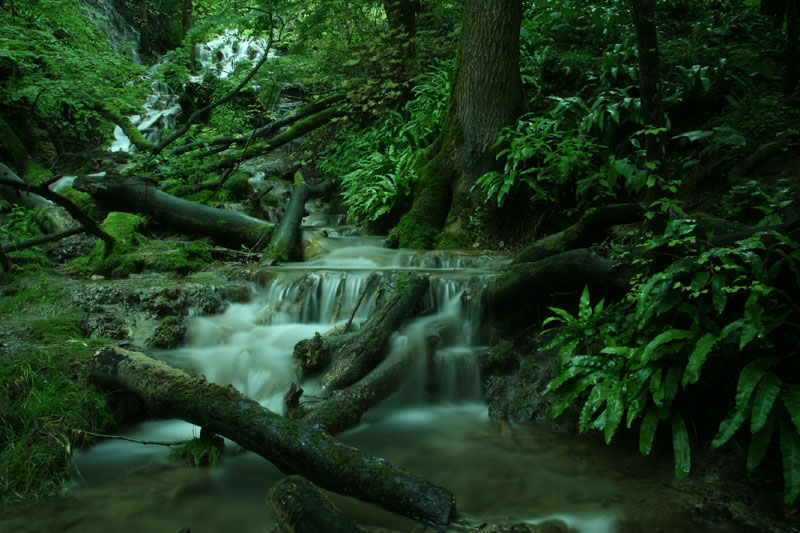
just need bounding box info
[224,172,252,200]
[188,189,215,204]
[23,163,53,185]
[58,186,104,221]
[151,242,212,274]
[150,316,186,349]
[85,212,148,277]
[489,339,519,373]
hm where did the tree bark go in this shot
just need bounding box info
[390,0,526,248]
[268,476,363,533]
[72,174,273,249]
[485,249,631,318]
[263,183,309,263]
[632,0,666,166]
[514,203,646,264]
[786,0,799,96]
[90,347,457,525]
[319,274,429,394]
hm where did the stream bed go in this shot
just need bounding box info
[0,229,742,532]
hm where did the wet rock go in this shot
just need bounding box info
[149,316,186,349]
[83,314,129,340]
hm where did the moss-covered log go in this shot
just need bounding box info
[89,347,456,525]
[171,94,345,156]
[91,105,157,152]
[73,174,273,249]
[485,248,631,318]
[0,165,115,246]
[202,106,345,172]
[268,475,363,533]
[303,343,415,434]
[263,182,309,264]
[319,274,429,394]
[514,203,646,264]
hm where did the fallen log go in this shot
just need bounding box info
[202,106,345,172]
[514,203,645,264]
[268,475,363,533]
[302,343,416,434]
[90,347,456,525]
[2,226,84,253]
[485,248,631,318]
[263,182,310,263]
[171,94,345,156]
[0,164,115,246]
[73,174,274,249]
[319,274,430,394]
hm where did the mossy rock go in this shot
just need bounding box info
[150,242,213,274]
[223,171,252,200]
[487,339,519,373]
[23,163,53,185]
[150,315,186,349]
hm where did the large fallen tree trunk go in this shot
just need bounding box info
[268,475,363,533]
[90,347,456,525]
[73,174,274,249]
[319,274,430,394]
[485,248,631,318]
[263,182,310,263]
[514,203,645,264]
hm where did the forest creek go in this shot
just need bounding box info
[1,1,800,532]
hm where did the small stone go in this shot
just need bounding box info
[90,274,106,280]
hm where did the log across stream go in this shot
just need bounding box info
[0,229,740,532]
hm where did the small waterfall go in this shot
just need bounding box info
[166,243,507,414]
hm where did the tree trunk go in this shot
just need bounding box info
[268,476,363,533]
[383,0,419,89]
[390,0,526,249]
[90,347,457,525]
[72,174,273,249]
[319,274,429,394]
[632,0,666,166]
[263,183,309,263]
[139,0,150,57]
[786,0,799,96]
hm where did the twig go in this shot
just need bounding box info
[78,429,187,447]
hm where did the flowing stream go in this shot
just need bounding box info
[0,222,740,532]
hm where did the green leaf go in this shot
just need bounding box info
[782,385,800,433]
[780,421,800,506]
[751,372,782,434]
[712,358,778,448]
[747,413,775,474]
[547,373,604,419]
[640,407,660,456]
[671,413,691,479]
[740,289,764,350]
[640,329,693,365]
[711,274,727,315]
[682,333,719,387]
[578,286,592,322]
[672,129,714,142]
[603,385,624,444]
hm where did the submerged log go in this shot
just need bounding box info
[73,174,273,249]
[263,182,309,263]
[514,203,645,264]
[268,475,363,533]
[319,274,430,394]
[90,347,456,525]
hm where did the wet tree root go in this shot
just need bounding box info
[89,346,457,526]
[263,182,309,263]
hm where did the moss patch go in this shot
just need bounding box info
[150,316,186,349]
[85,212,148,277]
[58,186,104,221]
[149,241,213,274]
[171,435,223,467]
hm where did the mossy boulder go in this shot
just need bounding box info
[223,171,252,200]
[150,315,186,349]
[150,242,213,274]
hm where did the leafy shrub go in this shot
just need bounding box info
[543,225,800,504]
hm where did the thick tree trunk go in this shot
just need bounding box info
[786,0,799,96]
[268,476,363,533]
[514,203,646,264]
[319,274,429,394]
[390,0,525,249]
[263,183,309,263]
[73,174,273,249]
[90,347,457,525]
[632,0,666,166]
[485,249,631,318]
